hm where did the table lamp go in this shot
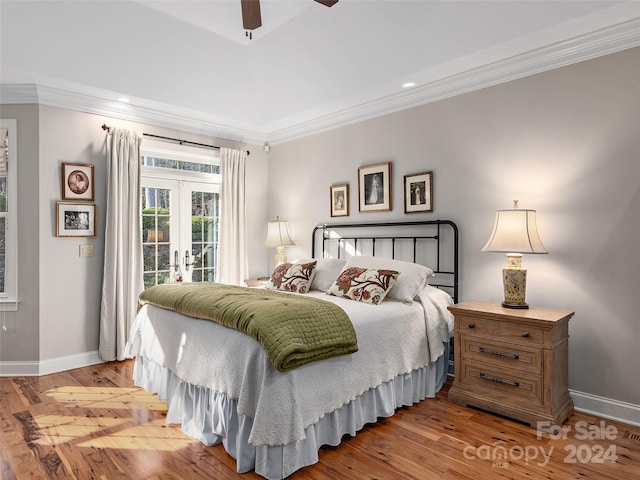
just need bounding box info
[264,217,295,265]
[481,201,548,309]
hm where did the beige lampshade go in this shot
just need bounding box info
[264,219,295,248]
[481,206,547,254]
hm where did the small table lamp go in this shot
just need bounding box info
[481,201,548,309]
[264,217,295,265]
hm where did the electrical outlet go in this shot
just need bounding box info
[79,244,94,257]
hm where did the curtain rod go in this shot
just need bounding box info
[101,124,250,156]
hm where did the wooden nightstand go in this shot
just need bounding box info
[448,301,574,429]
[245,277,270,287]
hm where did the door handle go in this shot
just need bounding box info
[185,250,191,271]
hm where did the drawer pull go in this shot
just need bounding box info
[468,323,475,329]
[479,373,520,387]
[479,347,519,360]
[522,331,530,338]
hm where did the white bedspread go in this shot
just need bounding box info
[125,285,453,447]
[417,285,455,361]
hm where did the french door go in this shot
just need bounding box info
[141,177,219,288]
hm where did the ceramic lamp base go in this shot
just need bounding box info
[502,267,529,309]
[274,246,287,266]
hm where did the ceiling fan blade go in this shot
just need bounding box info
[241,0,262,30]
[314,0,338,6]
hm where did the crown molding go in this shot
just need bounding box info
[1,16,638,145]
[266,17,640,144]
[0,84,268,145]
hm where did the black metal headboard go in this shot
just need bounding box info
[311,220,459,303]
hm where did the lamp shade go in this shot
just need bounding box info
[481,208,547,254]
[264,219,295,248]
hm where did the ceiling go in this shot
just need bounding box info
[1,1,638,144]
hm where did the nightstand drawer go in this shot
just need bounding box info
[459,315,544,345]
[461,336,542,375]
[460,360,543,404]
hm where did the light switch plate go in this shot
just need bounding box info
[79,244,94,257]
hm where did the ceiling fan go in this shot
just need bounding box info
[241,0,338,33]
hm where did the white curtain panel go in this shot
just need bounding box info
[215,147,248,286]
[99,128,144,361]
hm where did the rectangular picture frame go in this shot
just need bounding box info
[330,184,349,217]
[358,162,391,212]
[56,202,97,238]
[404,171,433,213]
[62,162,94,201]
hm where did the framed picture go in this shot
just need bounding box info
[330,184,349,217]
[56,202,97,238]
[404,171,433,213]
[358,162,391,212]
[62,162,94,201]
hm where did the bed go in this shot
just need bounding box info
[125,220,459,479]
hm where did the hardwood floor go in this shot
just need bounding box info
[1,360,638,479]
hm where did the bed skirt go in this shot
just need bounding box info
[132,343,449,479]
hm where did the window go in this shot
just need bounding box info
[0,119,18,310]
[140,139,220,288]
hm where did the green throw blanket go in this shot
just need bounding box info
[138,282,358,372]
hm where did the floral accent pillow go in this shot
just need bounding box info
[326,266,399,305]
[268,261,317,294]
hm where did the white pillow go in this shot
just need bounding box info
[344,256,433,304]
[293,258,347,292]
[311,258,346,291]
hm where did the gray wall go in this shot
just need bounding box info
[0,105,269,365]
[267,48,640,407]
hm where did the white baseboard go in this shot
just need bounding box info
[571,389,640,427]
[0,350,104,377]
[0,360,40,376]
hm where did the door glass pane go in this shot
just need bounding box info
[192,243,202,268]
[179,161,202,172]
[143,244,156,271]
[158,244,170,272]
[192,270,202,282]
[142,187,172,288]
[202,192,216,241]
[154,157,177,169]
[191,190,219,283]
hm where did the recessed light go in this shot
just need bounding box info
[117,97,130,103]
[402,82,416,88]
